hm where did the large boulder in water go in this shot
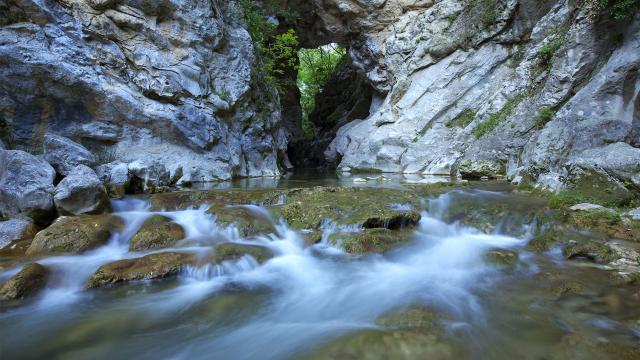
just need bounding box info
[0,263,49,300]
[129,215,186,251]
[53,165,111,216]
[43,134,96,176]
[212,243,273,264]
[86,252,197,288]
[0,150,56,224]
[26,215,123,256]
[127,160,171,193]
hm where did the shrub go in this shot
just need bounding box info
[473,91,529,138]
[239,0,299,94]
[446,109,476,128]
[583,0,640,20]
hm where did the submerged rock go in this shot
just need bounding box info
[26,215,123,256]
[211,243,273,264]
[485,249,519,266]
[129,215,186,251]
[569,203,605,211]
[86,252,196,288]
[337,228,414,255]
[53,165,111,216]
[43,134,96,176]
[0,263,49,300]
[0,150,56,225]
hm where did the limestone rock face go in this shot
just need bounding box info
[0,150,56,224]
[0,0,289,183]
[54,165,112,216]
[297,0,639,196]
[43,134,96,176]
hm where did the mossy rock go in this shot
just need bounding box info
[86,252,196,288]
[551,166,636,209]
[25,215,124,256]
[209,206,276,238]
[149,189,284,211]
[129,215,185,251]
[559,208,639,242]
[548,280,587,300]
[376,306,439,330]
[273,187,421,230]
[457,159,505,179]
[362,211,421,230]
[211,243,273,264]
[485,249,519,266]
[552,332,640,360]
[562,241,617,264]
[0,262,49,300]
[335,228,414,254]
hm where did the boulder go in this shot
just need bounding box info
[95,161,130,198]
[43,134,96,176]
[86,252,197,288]
[0,219,38,249]
[129,215,186,251]
[26,215,123,255]
[624,208,640,221]
[54,165,111,216]
[0,150,56,224]
[485,249,519,266]
[0,263,49,300]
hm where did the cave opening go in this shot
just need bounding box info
[287,43,375,170]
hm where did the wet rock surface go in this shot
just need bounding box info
[86,252,197,289]
[129,215,186,252]
[0,263,49,300]
[26,215,123,256]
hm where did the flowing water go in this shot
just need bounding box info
[1,178,639,359]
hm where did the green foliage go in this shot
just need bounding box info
[536,35,564,74]
[549,190,588,209]
[477,0,498,27]
[446,109,476,128]
[297,44,347,139]
[535,107,556,128]
[473,91,529,138]
[239,0,299,94]
[584,0,640,20]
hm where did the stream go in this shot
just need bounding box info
[1,178,639,359]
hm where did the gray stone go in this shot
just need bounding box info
[95,161,130,198]
[0,219,38,249]
[43,134,96,176]
[570,203,605,211]
[128,160,171,191]
[54,165,111,216]
[624,208,640,221]
[0,150,56,224]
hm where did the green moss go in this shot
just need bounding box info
[212,243,273,264]
[485,249,519,266]
[536,36,564,74]
[445,109,476,128]
[562,240,616,263]
[534,107,556,127]
[339,228,414,254]
[473,91,530,138]
[584,0,640,20]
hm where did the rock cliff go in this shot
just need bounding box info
[298,0,639,193]
[0,0,291,183]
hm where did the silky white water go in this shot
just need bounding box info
[5,188,629,359]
